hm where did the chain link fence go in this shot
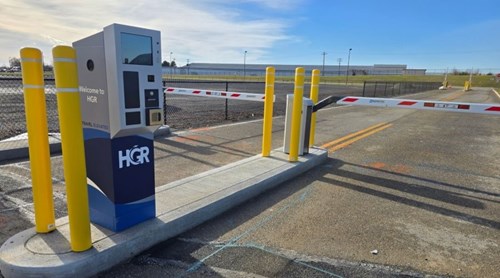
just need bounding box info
[1,78,279,152]
[163,80,268,130]
[0,77,59,146]
[162,80,368,131]
[6,78,440,154]
[362,81,441,97]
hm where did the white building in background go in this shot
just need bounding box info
[167,63,426,76]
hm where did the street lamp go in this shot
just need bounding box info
[172,58,176,75]
[322,51,327,76]
[345,48,352,85]
[337,58,342,76]
[169,51,173,78]
[243,50,247,80]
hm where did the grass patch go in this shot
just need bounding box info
[164,74,500,88]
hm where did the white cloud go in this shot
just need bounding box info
[240,0,303,10]
[0,0,295,66]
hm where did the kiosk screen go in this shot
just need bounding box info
[121,33,152,65]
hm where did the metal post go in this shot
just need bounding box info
[337,58,342,76]
[309,69,320,147]
[345,48,352,85]
[169,52,173,79]
[243,50,247,80]
[289,67,305,162]
[468,68,473,90]
[52,46,92,252]
[225,82,229,120]
[261,67,275,156]
[443,68,448,87]
[362,81,366,97]
[163,90,168,125]
[321,52,327,76]
[20,47,55,234]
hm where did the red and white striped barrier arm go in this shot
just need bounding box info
[337,96,500,115]
[164,87,274,102]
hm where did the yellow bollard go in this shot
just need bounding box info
[309,69,320,147]
[464,81,470,91]
[52,46,92,252]
[289,67,305,162]
[20,48,56,233]
[261,67,275,157]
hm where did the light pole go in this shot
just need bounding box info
[345,48,352,85]
[321,51,327,76]
[243,50,247,80]
[169,52,173,78]
[337,58,342,76]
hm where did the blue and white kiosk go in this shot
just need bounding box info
[73,24,163,231]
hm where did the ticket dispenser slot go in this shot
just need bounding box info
[73,23,163,232]
[144,89,162,126]
[146,108,163,126]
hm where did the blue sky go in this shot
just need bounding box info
[1,0,499,72]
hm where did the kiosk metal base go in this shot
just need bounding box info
[84,129,156,232]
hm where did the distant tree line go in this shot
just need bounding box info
[451,68,480,76]
[162,60,176,67]
[5,57,53,71]
[5,57,177,72]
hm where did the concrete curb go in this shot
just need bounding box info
[0,126,170,163]
[0,143,61,163]
[0,147,327,277]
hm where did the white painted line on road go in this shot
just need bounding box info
[0,194,35,223]
[11,163,64,185]
[0,167,32,187]
[186,186,316,273]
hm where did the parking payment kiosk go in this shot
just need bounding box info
[73,24,163,231]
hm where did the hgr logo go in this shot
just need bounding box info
[118,145,150,169]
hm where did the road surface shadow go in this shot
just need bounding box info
[319,158,500,230]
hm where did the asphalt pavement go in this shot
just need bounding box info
[1,87,499,277]
[100,87,499,277]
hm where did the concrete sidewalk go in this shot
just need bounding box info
[0,147,327,277]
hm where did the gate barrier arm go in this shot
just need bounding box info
[313,96,500,116]
[164,87,275,102]
[313,96,343,112]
